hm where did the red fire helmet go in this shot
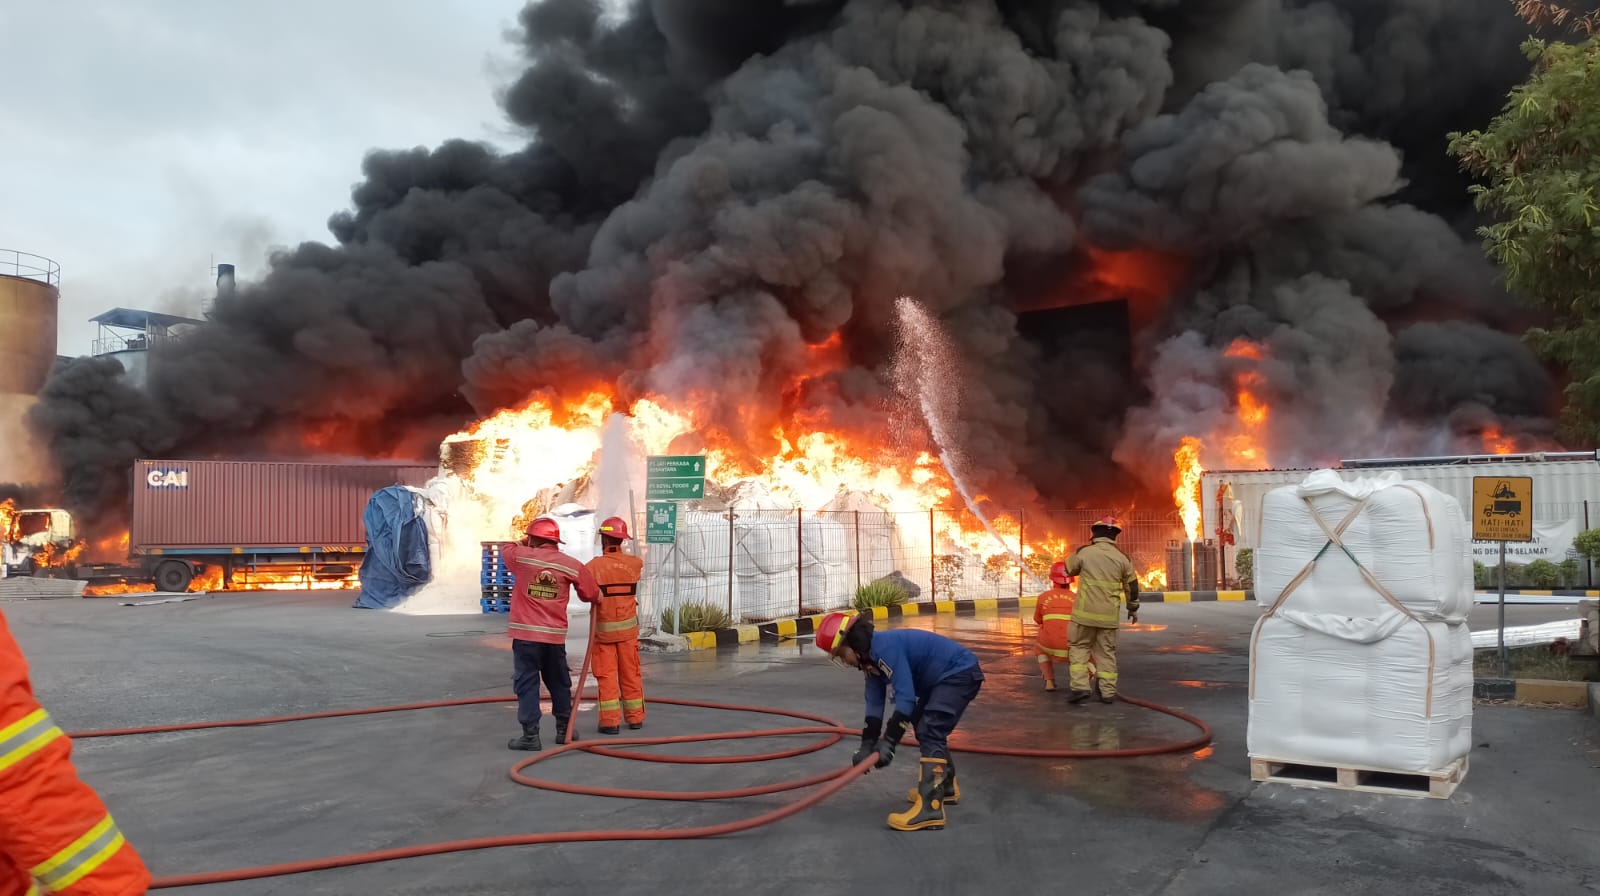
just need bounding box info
[1049,561,1071,586]
[814,612,859,656]
[525,516,564,544]
[1092,515,1124,532]
[598,516,631,539]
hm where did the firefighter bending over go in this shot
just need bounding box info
[584,517,646,735]
[0,607,151,895]
[817,612,984,832]
[1063,515,1139,705]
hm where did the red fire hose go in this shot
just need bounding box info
[69,689,1211,890]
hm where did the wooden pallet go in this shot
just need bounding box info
[1250,755,1468,800]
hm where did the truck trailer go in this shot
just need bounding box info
[5,459,438,592]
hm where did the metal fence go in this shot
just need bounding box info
[634,507,1185,629]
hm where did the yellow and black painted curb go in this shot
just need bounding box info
[673,589,1255,651]
[1473,588,1600,597]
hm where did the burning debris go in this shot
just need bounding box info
[23,0,1560,581]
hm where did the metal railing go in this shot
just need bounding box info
[0,250,59,286]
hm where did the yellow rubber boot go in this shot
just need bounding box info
[888,758,948,831]
[905,761,959,805]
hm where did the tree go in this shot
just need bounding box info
[1448,15,1600,441]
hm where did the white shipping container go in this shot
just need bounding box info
[1204,452,1600,553]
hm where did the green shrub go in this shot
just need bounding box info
[1573,528,1600,563]
[1473,561,1488,589]
[660,601,732,633]
[853,580,909,611]
[1234,548,1254,588]
[1524,559,1562,589]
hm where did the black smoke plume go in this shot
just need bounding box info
[31,0,1555,529]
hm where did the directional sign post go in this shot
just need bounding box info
[646,456,706,635]
[1473,476,1534,677]
[646,456,706,499]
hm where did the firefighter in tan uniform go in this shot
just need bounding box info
[1062,516,1140,704]
[584,517,646,734]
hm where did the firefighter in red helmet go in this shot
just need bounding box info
[1034,561,1084,692]
[0,607,152,895]
[500,516,599,750]
[584,516,646,735]
[1062,515,1140,704]
[817,611,984,832]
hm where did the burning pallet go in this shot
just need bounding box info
[1249,755,1468,800]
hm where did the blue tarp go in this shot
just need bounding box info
[353,486,432,609]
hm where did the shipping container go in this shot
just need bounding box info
[119,459,438,591]
[1202,451,1600,553]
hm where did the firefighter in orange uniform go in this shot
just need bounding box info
[584,517,646,735]
[0,608,152,895]
[1033,562,1079,692]
[1062,516,1140,704]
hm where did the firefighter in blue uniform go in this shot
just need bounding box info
[816,611,984,831]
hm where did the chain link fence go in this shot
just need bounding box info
[636,507,1186,628]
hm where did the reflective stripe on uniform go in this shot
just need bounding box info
[598,699,622,711]
[1042,614,1072,622]
[622,699,644,710]
[32,814,126,893]
[1068,663,1089,673]
[25,880,41,896]
[513,556,583,578]
[0,708,63,774]
[599,583,637,597]
[509,622,567,636]
[1098,671,1119,682]
[1073,609,1119,626]
[1037,646,1070,659]
[597,617,638,633]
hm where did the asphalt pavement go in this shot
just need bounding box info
[4,593,1596,896]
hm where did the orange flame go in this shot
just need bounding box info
[1480,425,1517,455]
[1173,436,1204,542]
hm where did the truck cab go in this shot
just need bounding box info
[0,508,78,578]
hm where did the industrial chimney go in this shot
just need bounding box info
[215,263,236,303]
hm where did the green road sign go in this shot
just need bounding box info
[645,501,678,544]
[646,454,705,500]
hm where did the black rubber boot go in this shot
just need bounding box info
[906,760,960,805]
[628,722,644,730]
[507,726,542,751]
[888,758,948,831]
[554,715,570,745]
[1068,690,1092,704]
[599,725,621,735]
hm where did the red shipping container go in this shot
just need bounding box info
[130,459,438,551]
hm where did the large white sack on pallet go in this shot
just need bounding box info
[800,517,850,567]
[736,569,800,622]
[642,512,732,577]
[1255,470,1473,619]
[801,560,853,612]
[1248,614,1473,774]
[735,517,801,576]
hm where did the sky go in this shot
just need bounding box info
[0,1,528,355]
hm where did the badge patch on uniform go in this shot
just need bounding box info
[875,659,893,679]
[527,570,559,601]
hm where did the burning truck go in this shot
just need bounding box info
[5,459,437,593]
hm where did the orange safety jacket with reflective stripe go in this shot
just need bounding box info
[0,608,151,895]
[586,548,643,644]
[1033,587,1077,654]
[501,543,600,644]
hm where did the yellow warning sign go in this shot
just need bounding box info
[1472,476,1533,542]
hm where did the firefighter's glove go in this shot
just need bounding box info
[873,739,896,769]
[1128,608,1139,624]
[853,716,883,765]
[874,710,911,767]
